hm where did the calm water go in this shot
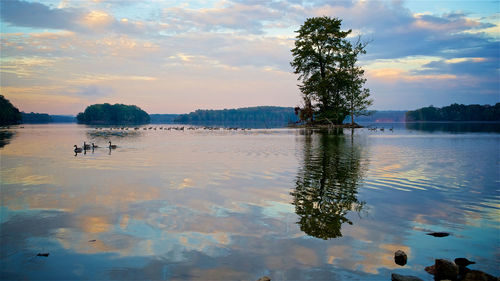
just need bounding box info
[0,124,498,280]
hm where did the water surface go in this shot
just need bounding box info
[1,124,498,280]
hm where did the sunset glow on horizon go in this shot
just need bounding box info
[1,0,498,115]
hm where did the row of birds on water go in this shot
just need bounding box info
[73,141,116,153]
[367,127,394,132]
[93,126,251,131]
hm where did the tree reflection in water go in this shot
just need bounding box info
[291,130,367,239]
[0,130,14,148]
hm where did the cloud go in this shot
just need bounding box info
[75,85,112,97]
[162,2,283,34]
[0,0,80,30]
[0,0,152,35]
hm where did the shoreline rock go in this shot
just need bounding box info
[391,273,423,281]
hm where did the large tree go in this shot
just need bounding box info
[291,16,372,125]
[343,39,373,125]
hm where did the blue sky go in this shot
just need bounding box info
[1,0,498,114]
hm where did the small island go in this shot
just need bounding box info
[76,103,150,125]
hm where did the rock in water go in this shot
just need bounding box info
[256,276,271,281]
[391,273,424,281]
[425,265,436,275]
[463,270,498,281]
[37,253,49,257]
[394,250,408,266]
[434,259,458,280]
[426,232,450,237]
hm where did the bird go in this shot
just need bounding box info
[74,145,83,153]
[108,141,117,149]
[91,143,99,149]
[83,142,91,150]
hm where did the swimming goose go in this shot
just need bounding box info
[83,142,91,150]
[108,141,117,149]
[74,145,83,153]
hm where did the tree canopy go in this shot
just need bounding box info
[291,16,372,125]
[0,95,22,125]
[76,103,150,125]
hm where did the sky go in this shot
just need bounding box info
[0,0,499,115]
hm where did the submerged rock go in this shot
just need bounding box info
[391,273,423,281]
[256,276,271,281]
[426,232,450,237]
[395,250,408,266]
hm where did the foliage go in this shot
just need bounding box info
[22,112,52,123]
[174,106,298,127]
[291,131,366,239]
[0,95,22,125]
[76,103,150,125]
[291,16,372,125]
[405,103,500,122]
[344,39,373,125]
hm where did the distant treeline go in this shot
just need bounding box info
[150,114,180,124]
[21,112,76,123]
[22,112,51,123]
[51,115,76,123]
[0,95,22,125]
[77,103,150,125]
[174,106,299,127]
[406,103,500,122]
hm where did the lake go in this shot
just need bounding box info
[0,123,498,280]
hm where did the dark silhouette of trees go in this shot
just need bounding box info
[21,112,52,123]
[76,103,150,125]
[291,131,367,239]
[0,95,21,125]
[174,106,298,127]
[291,17,372,125]
[406,103,500,122]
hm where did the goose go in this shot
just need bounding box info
[83,142,91,150]
[74,145,83,153]
[108,141,117,149]
[92,143,99,149]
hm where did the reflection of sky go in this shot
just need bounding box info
[0,124,499,280]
